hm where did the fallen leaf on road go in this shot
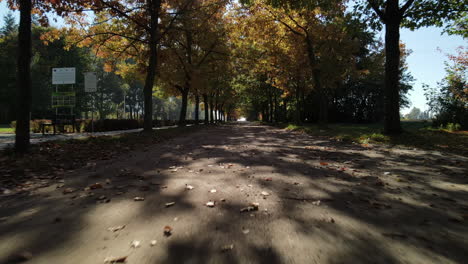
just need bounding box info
[164,226,173,236]
[130,240,141,248]
[383,172,391,175]
[90,183,103,189]
[261,191,270,196]
[312,200,321,206]
[240,202,259,212]
[104,256,127,263]
[97,195,107,200]
[210,189,217,193]
[221,244,234,252]
[62,188,75,194]
[165,202,175,207]
[185,185,194,190]
[320,162,329,166]
[242,228,250,234]
[150,240,157,246]
[264,177,272,181]
[206,201,215,207]
[134,197,145,201]
[107,225,126,232]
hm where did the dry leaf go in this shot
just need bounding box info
[264,177,272,181]
[164,225,173,236]
[206,201,215,207]
[165,202,175,207]
[320,162,329,166]
[210,189,217,193]
[62,188,75,194]
[104,256,127,263]
[240,202,259,212]
[221,244,234,252]
[185,185,194,190]
[107,225,125,232]
[90,183,103,189]
[130,240,141,248]
[134,197,145,201]
[242,229,250,234]
[150,240,157,246]
[261,191,270,196]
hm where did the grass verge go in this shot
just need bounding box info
[281,121,468,156]
[0,125,13,134]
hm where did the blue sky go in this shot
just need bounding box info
[0,1,466,115]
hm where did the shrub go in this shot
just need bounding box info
[446,123,461,132]
[81,119,141,132]
[10,119,54,133]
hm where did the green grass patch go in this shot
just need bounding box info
[0,124,14,134]
[281,121,468,156]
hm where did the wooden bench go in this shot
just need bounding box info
[41,115,76,135]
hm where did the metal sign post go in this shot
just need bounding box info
[51,68,76,134]
[84,72,98,134]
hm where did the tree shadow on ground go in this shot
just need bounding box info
[0,122,467,263]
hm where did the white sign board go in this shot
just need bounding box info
[84,72,97,92]
[52,68,76,84]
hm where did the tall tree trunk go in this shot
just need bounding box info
[203,94,209,125]
[295,86,301,124]
[209,98,214,124]
[142,0,161,132]
[274,91,278,123]
[269,93,274,123]
[15,0,32,153]
[384,5,402,134]
[305,36,327,126]
[178,88,188,127]
[194,93,199,125]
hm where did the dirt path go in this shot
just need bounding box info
[1,122,467,264]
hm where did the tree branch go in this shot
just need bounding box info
[368,0,386,21]
[399,0,415,15]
